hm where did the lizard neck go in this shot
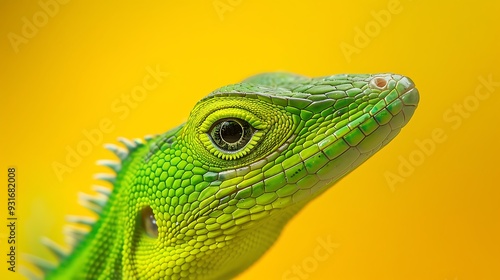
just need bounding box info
[47,145,149,279]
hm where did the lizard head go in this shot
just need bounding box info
[129,73,419,279]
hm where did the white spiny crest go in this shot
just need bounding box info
[40,237,68,261]
[23,237,68,278]
[19,265,43,280]
[63,225,89,247]
[78,191,108,214]
[66,215,97,226]
[104,143,128,160]
[24,135,150,278]
[96,159,121,173]
[23,254,57,274]
[104,136,146,162]
[118,136,145,152]
[94,173,116,184]
[92,184,112,196]
[118,136,137,151]
[134,138,144,146]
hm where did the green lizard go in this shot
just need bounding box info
[24,72,419,279]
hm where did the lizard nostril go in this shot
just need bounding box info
[370,77,387,89]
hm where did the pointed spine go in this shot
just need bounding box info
[63,225,88,246]
[104,143,128,161]
[78,192,107,208]
[66,215,96,226]
[134,138,144,146]
[78,192,107,214]
[92,185,112,197]
[40,237,68,261]
[23,254,56,275]
[19,266,42,280]
[96,159,121,173]
[117,137,137,151]
[94,173,116,184]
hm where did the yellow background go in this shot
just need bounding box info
[1,0,499,279]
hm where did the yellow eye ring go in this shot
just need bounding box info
[198,108,268,160]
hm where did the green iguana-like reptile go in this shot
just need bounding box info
[24,72,419,279]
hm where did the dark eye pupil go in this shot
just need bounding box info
[220,121,243,144]
[208,118,255,153]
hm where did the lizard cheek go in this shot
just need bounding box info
[141,206,159,238]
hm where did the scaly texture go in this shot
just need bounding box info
[25,72,419,280]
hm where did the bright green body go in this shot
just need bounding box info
[28,73,419,279]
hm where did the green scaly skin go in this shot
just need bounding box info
[34,73,419,279]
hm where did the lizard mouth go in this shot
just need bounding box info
[366,75,419,128]
[307,75,420,191]
[395,84,419,126]
[396,75,419,104]
[401,87,419,105]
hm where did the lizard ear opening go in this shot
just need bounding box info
[141,206,158,238]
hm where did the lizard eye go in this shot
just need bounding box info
[198,108,268,161]
[209,118,255,152]
[141,206,158,238]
